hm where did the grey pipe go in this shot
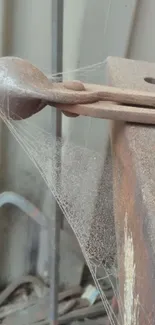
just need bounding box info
[0,191,48,279]
[50,0,64,324]
[0,191,47,228]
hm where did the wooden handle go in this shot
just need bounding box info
[55,101,155,124]
[76,83,155,107]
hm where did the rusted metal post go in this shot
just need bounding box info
[109,57,155,324]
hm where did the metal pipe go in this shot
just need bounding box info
[0,191,48,277]
[49,1,64,324]
[0,191,47,228]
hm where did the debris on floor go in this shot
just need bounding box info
[70,317,109,325]
[0,275,113,324]
[0,226,115,325]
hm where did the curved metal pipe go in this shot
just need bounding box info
[0,191,48,280]
[0,191,47,228]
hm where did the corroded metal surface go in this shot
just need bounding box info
[109,57,155,324]
[111,121,155,324]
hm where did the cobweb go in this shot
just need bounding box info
[0,59,123,325]
[0,0,136,323]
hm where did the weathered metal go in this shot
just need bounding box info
[1,56,155,123]
[110,57,155,324]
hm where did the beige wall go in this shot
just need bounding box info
[0,0,54,283]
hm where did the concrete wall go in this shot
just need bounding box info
[62,0,137,153]
[0,0,53,284]
[0,0,152,284]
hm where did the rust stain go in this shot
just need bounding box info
[111,121,155,324]
[124,213,139,325]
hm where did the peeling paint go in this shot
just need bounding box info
[123,213,139,325]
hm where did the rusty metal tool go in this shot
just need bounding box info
[0,56,155,124]
[57,81,155,124]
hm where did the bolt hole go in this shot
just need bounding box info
[144,77,155,85]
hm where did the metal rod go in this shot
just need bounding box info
[49,1,64,324]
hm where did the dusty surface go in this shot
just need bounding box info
[110,56,155,324]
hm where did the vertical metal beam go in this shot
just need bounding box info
[49,1,63,324]
[109,56,155,324]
